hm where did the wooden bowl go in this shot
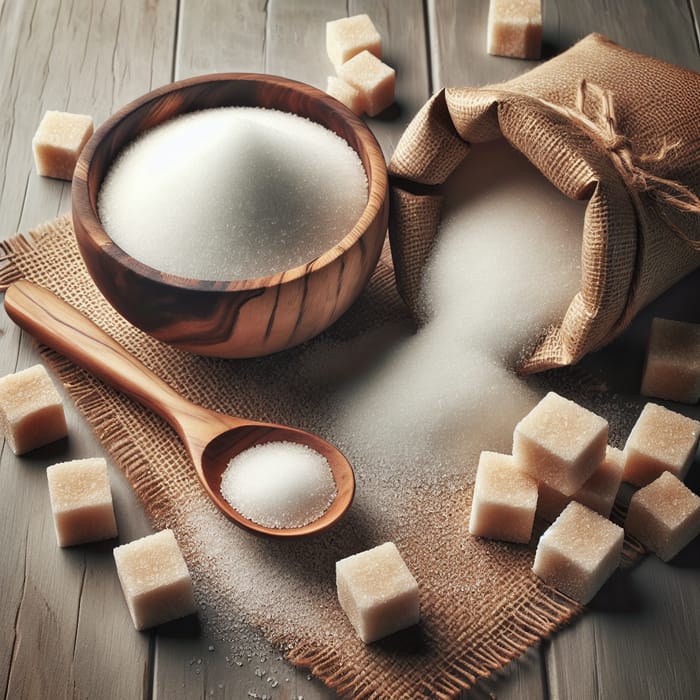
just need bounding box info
[72,73,388,357]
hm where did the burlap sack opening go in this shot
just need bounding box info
[389,33,700,374]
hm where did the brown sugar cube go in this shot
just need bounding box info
[337,50,395,117]
[641,318,700,403]
[469,451,538,543]
[622,403,700,487]
[326,76,368,116]
[487,0,542,59]
[532,501,623,604]
[326,14,382,69]
[0,364,68,455]
[513,392,608,496]
[46,458,118,547]
[336,542,419,643]
[113,529,197,630]
[625,471,700,561]
[32,110,94,181]
[537,448,623,521]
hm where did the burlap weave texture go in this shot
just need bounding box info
[390,33,700,373]
[0,218,582,699]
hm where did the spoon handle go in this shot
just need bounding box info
[3,280,236,448]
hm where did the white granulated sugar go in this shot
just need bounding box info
[98,107,367,280]
[329,139,586,478]
[220,441,337,528]
[423,138,586,361]
[167,138,593,662]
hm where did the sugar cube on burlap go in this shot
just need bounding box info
[513,392,608,496]
[469,451,538,543]
[336,541,419,643]
[537,446,624,521]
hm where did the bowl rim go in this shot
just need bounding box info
[72,72,388,292]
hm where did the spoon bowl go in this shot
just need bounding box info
[4,280,355,537]
[198,422,355,536]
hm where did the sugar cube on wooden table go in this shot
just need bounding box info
[326,14,381,69]
[625,471,700,561]
[622,403,700,486]
[487,0,542,59]
[46,458,118,547]
[641,318,700,403]
[532,501,623,604]
[32,110,94,181]
[469,451,538,543]
[0,364,68,455]
[513,392,608,496]
[326,75,367,115]
[336,541,420,643]
[337,50,396,117]
[537,446,625,521]
[113,529,197,630]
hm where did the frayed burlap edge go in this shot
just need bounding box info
[0,219,649,699]
[289,583,582,699]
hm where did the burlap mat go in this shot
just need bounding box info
[390,33,700,374]
[0,216,590,698]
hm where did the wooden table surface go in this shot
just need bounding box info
[1,1,699,698]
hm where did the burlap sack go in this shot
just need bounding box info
[390,33,700,373]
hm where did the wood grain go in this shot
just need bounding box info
[72,73,389,357]
[4,280,355,538]
[0,1,175,698]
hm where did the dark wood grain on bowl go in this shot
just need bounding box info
[72,73,388,357]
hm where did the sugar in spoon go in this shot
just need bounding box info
[4,280,354,537]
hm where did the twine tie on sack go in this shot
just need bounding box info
[553,79,700,251]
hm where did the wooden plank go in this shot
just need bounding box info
[546,271,700,700]
[692,1,700,49]
[0,0,176,698]
[428,0,539,90]
[152,2,430,698]
[176,0,269,78]
[540,2,700,699]
[159,3,345,697]
[427,3,548,698]
[541,0,700,696]
[424,2,700,699]
[351,0,432,158]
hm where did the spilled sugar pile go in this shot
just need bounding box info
[220,441,337,529]
[174,138,592,658]
[98,107,368,280]
[327,138,587,478]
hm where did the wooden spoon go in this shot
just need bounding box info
[4,280,355,537]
